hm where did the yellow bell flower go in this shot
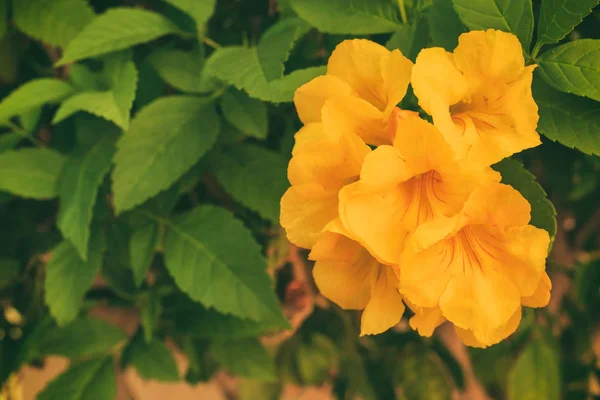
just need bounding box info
[338,113,499,265]
[309,220,405,335]
[398,183,551,347]
[411,29,540,166]
[294,39,413,146]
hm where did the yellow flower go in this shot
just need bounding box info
[310,221,404,335]
[411,29,540,166]
[338,113,499,265]
[398,183,551,347]
[294,39,413,146]
[280,122,370,248]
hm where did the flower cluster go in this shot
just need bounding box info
[280,30,551,348]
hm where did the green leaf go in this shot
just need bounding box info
[291,0,398,34]
[140,292,162,343]
[493,158,557,240]
[452,0,534,51]
[69,64,103,91]
[533,77,600,156]
[427,0,467,51]
[57,135,118,260]
[212,145,288,223]
[206,18,325,102]
[13,0,95,48]
[296,334,338,385]
[0,133,24,152]
[125,337,179,382]
[112,96,220,213]
[147,47,217,93]
[162,0,216,27]
[0,148,65,199]
[0,258,19,288]
[164,205,287,326]
[24,317,126,361]
[535,0,598,49]
[45,229,105,325]
[0,78,75,121]
[212,338,277,381]
[239,379,282,400]
[220,90,268,139]
[58,8,180,65]
[37,357,116,400]
[386,17,429,61]
[507,338,561,400]
[129,223,158,287]
[0,0,7,41]
[537,39,600,102]
[340,352,377,400]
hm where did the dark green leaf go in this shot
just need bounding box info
[0,78,74,121]
[125,337,180,382]
[220,90,268,139]
[0,148,65,199]
[162,0,216,27]
[0,258,19,288]
[129,223,158,287]
[212,338,277,381]
[0,133,24,152]
[386,17,429,61]
[164,205,288,326]
[535,0,598,49]
[140,292,162,343]
[112,96,220,213]
[147,47,217,93]
[427,0,467,51]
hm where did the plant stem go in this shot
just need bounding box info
[202,36,221,49]
[6,121,45,147]
[531,42,543,60]
[397,0,408,24]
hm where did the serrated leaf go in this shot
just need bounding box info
[212,338,277,381]
[58,8,180,65]
[0,148,65,199]
[212,145,288,223]
[536,0,598,49]
[291,0,398,34]
[452,0,534,51]
[37,357,116,400]
[147,47,217,93]
[112,96,220,213]
[532,77,600,156]
[220,90,268,139]
[537,39,600,102]
[57,135,117,260]
[162,0,216,27]
[164,205,288,326]
[24,317,126,361]
[427,0,467,51]
[493,158,557,240]
[386,17,429,61]
[129,223,158,287]
[13,0,95,48]
[69,64,103,91]
[0,78,75,121]
[45,229,105,325]
[125,337,179,382]
[507,338,561,400]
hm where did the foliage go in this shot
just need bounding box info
[0,0,598,399]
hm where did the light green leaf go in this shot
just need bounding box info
[69,64,103,91]
[291,0,398,34]
[19,107,42,133]
[452,0,534,51]
[37,357,116,400]
[212,145,288,223]
[493,158,557,240]
[427,0,467,51]
[140,292,161,343]
[112,96,220,213]
[24,317,126,361]
[147,47,217,93]
[536,0,598,49]
[220,90,268,139]
[45,229,105,325]
[0,148,65,199]
[164,205,288,326]
[13,0,95,48]
[386,17,429,61]
[0,78,75,121]
[212,338,277,381]
[57,135,117,260]
[129,223,158,287]
[537,39,600,102]
[507,338,561,400]
[125,338,179,382]
[0,133,23,152]
[58,8,180,65]
[162,0,216,27]
[533,77,600,156]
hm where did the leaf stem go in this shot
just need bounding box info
[531,42,543,60]
[202,36,221,49]
[397,0,408,24]
[6,121,45,147]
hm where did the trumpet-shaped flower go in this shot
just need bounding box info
[310,221,404,335]
[411,29,540,166]
[294,39,413,145]
[398,183,551,347]
[338,114,500,265]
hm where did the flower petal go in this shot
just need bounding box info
[406,301,445,337]
[361,265,405,335]
[522,272,552,308]
[454,307,522,348]
[294,75,354,124]
[380,49,413,116]
[462,183,531,228]
[360,145,412,189]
